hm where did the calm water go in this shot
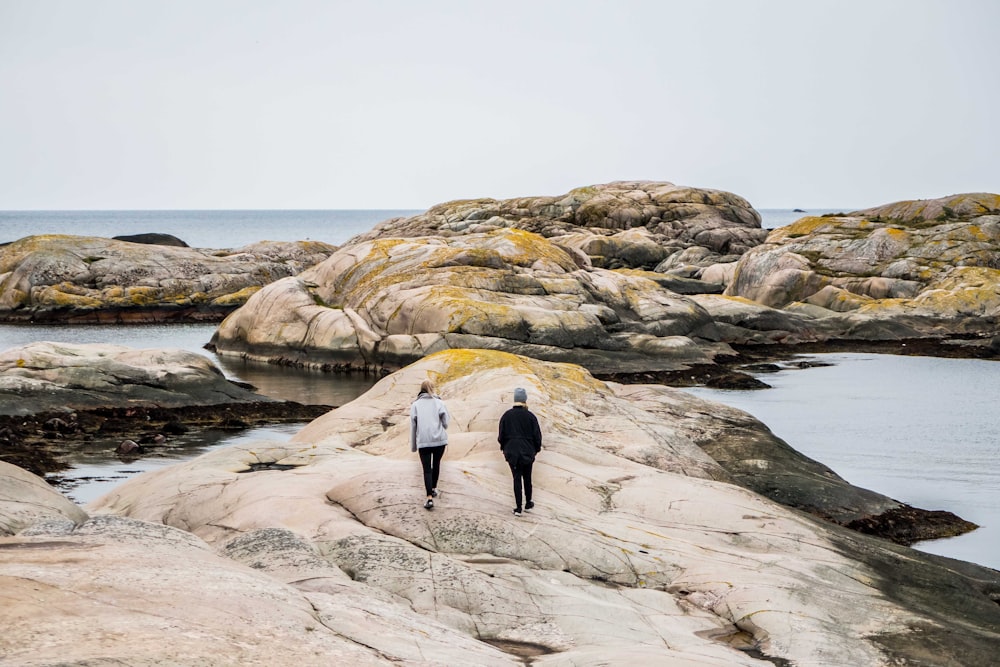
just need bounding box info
[0,209,418,248]
[685,354,1000,570]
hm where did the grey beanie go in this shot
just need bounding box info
[513,387,527,403]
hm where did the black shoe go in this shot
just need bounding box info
[524,500,534,511]
[512,508,523,517]
[431,488,439,498]
[424,499,434,510]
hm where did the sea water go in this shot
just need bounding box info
[0,209,419,248]
[684,354,1000,571]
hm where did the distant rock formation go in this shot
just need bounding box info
[725,193,1000,339]
[0,235,336,322]
[352,180,767,274]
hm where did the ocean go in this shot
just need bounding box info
[1,208,996,571]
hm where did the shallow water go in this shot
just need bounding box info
[684,353,1000,570]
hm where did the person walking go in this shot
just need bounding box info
[410,379,450,510]
[498,387,542,517]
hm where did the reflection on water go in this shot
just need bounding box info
[684,353,1000,571]
[214,356,379,406]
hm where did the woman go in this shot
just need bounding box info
[410,379,450,510]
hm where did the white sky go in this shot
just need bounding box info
[1,0,997,210]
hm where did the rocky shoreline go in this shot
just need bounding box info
[3,185,1000,665]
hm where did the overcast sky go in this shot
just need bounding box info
[1,0,997,211]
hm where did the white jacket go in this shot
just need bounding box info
[410,392,450,452]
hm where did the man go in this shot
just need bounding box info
[498,387,542,517]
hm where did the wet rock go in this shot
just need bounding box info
[111,233,189,247]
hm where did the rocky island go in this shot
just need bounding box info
[0,234,336,322]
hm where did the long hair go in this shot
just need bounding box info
[418,379,436,396]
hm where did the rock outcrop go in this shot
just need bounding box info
[0,235,337,322]
[0,341,270,416]
[352,180,767,273]
[725,193,1000,340]
[66,349,999,665]
[210,228,767,375]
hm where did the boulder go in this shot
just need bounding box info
[0,341,271,416]
[0,235,337,322]
[350,180,767,272]
[725,193,1000,339]
[211,228,733,375]
[83,349,1000,665]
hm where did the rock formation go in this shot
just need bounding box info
[0,235,336,322]
[725,193,1000,340]
[351,180,767,273]
[52,349,996,665]
[0,341,269,416]
[211,189,1000,379]
[210,228,772,375]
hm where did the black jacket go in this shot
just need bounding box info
[498,405,542,467]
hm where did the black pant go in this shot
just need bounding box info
[509,460,533,510]
[418,445,446,496]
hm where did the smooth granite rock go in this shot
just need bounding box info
[211,228,736,374]
[79,350,1000,666]
[0,460,88,535]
